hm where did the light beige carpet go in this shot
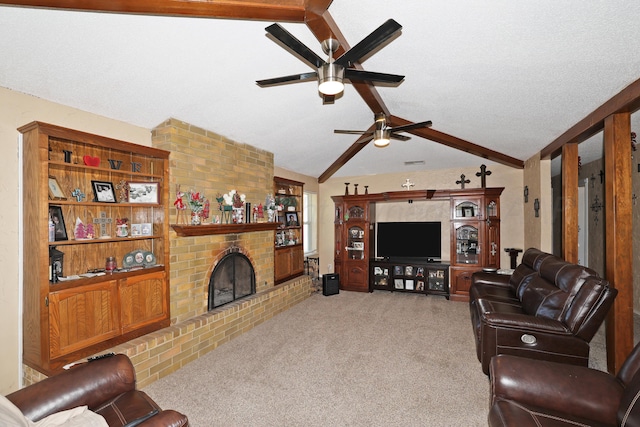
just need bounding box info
[145,291,493,426]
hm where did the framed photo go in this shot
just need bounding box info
[48,176,66,200]
[285,212,299,227]
[352,242,364,250]
[416,281,425,291]
[141,223,153,236]
[131,224,142,237]
[128,182,159,204]
[394,278,404,289]
[393,266,403,276]
[405,266,414,276]
[405,279,414,290]
[49,206,68,241]
[91,180,117,203]
[462,206,475,217]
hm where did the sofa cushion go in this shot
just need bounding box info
[519,276,568,319]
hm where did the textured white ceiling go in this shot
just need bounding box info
[1,1,639,178]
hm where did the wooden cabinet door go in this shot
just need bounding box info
[48,281,119,358]
[291,247,304,276]
[449,267,477,301]
[485,220,500,268]
[274,247,292,282]
[120,271,168,334]
[342,261,368,292]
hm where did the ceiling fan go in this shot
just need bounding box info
[256,19,405,101]
[334,113,433,147]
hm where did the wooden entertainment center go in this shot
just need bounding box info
[332,187,503,301]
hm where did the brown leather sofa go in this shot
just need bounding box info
[6,354,188,426]
[488,343,640,426]
[469,248,617,374]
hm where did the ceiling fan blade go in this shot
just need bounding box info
[344,69,404,83]
[256,71,318,87]
[389,120,433,132]
[334,19,402,67]
[334,129,374,135]
[265,23,326,69]
[390,133,411,141]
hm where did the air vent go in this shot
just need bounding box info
[404,160,425,166]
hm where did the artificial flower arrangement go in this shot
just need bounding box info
[187,190,206,213]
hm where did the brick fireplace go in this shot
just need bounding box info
[22,118,313,387]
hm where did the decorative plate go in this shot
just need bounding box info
[123,250,156,268]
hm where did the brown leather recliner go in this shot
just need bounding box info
[469,248,617,374]
[6,354,188,427]
[488,342,640,426]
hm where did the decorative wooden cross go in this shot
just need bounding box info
[401,179,415,191]
[71,188,85,202]
[476,164,492,188]
[115,180,128,203]
[456,174,470,189]
[93,211,113,237]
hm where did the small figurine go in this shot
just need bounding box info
[174,185,187,225]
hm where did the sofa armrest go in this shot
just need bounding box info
[138,410,189,427]
[7,354,136,422]
[471,271,511,288]
[490,354,621,425]
[482,311,571,335]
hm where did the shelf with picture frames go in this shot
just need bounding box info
[273,176,304,284]
[21,121,172,375]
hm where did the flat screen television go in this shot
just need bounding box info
[376,221,442,261]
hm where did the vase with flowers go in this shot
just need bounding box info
[187,190,206,225]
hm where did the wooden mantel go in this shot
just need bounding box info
[171,222,278,237]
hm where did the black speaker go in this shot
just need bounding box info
[323,274,340,296]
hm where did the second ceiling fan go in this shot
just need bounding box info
[256,19,405,102]
[335,113,433,147]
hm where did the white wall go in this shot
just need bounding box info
[0,86,150,393]
[318,165,525,275]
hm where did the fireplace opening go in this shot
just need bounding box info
[208,252,256,309]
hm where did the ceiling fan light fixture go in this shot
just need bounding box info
[318,63,345,95]
[373,129,391,147]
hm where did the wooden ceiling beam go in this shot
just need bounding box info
[318,123,376,183]
[389,115,524,169]
[540,77,640,160]
[0,0,306,21]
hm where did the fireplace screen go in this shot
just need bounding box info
[208,252,255,309]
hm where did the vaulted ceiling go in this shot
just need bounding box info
[1,1,639,180]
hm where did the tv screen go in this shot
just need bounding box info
[376,221,442,261]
